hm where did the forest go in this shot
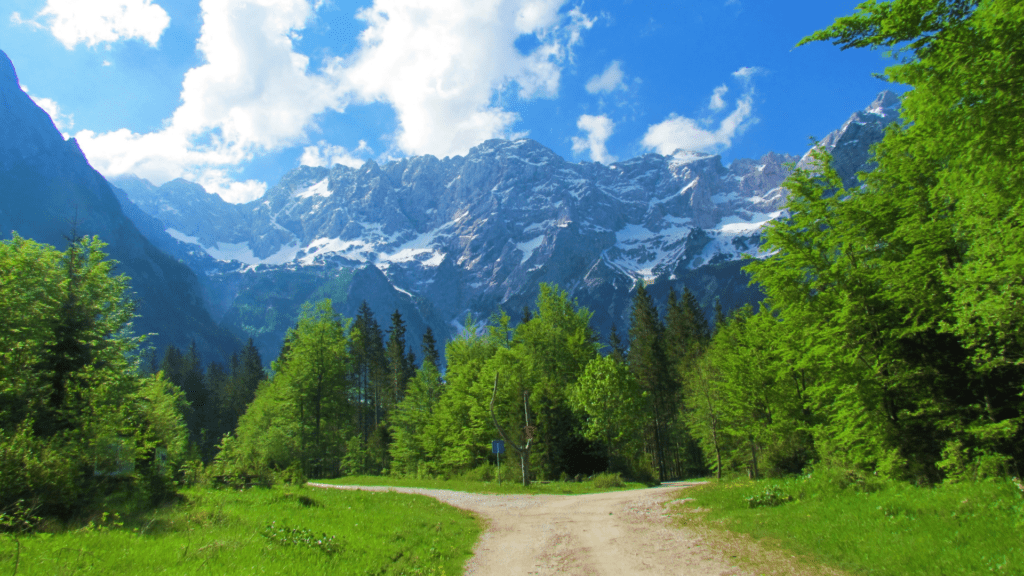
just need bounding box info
[2,0,1023,522]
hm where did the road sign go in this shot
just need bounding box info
[491,440,505,454]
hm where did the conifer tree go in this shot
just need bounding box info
[627,283,674,480]
[421,326,441,370]
[608,324,626,363]
[385,309,413,408]
[352,301,387,440]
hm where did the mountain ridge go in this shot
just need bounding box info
[0,48,242,365]
[107,90,899,362]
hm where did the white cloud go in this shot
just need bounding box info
[76,0,598,203]
[732,66,763,81]
[75,0,350,203]
[195,168,268,204]
[641,67,760,155]
[30,95,74,133]
[342,0,596,158]
[571,113,615,164]
[300,140,371,169]
[709,84,727,111]
[27,0,171,49]
[585,60,625,94]
[10,12,43,30]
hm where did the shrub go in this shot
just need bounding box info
[745,484,793,508]
[459,463,494,482]
[593,472,625,488]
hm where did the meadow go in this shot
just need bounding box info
[669,471,1024,576]
[0,484,481,576]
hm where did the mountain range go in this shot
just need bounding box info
[109,91,899,363]
[0,46,900,367]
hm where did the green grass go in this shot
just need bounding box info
[0,485,481,575]
[670,472,1024,576]
[313,472,649,495]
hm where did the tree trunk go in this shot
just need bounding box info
[490,374,533,486]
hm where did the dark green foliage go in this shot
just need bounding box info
[681,0,1024,482]
[420,327,440,371]
[0,233,188,516]
[627,283,676,480]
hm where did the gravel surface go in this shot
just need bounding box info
[309,482,755,575]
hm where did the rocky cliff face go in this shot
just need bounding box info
[112,89,901,361]
[0,49,241,365]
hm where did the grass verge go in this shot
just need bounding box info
[0,485,481,575]
[313,472,648,495]
[670,472,1024,576]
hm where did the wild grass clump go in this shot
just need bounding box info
[592,472,625,489]
[671,468,1024,576]
[744,484,793,508]
[261,521,340,555]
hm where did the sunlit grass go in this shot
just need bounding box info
[0,485,481,575]
[314,471,650,495]
[670,471,1024,576]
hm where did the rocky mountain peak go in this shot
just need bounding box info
[797,90,902,188]
[868,90,900,114]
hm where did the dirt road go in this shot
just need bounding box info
[309,482,753,575]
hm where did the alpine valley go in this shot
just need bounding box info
[0,48,899,365]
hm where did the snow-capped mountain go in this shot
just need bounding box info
[111,91,900,361]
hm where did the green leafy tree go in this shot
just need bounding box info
[224,300,354,478]
[569,355,644,470]
[389,361,444,476]
[0,233,186,513]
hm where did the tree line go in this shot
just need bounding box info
[3,0,1021,520]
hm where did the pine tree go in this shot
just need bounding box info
[385,310,413,409]
[352,301,387,441]
[608,324,626,363]
[627,283,674,480]
[421,327,441,370]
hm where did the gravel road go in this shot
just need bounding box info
[309,482,755,575]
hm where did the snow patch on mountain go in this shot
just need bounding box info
[296,178,330,199]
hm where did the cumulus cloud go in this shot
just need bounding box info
[585,60,626,94]
[76,0,597,203]
[342,0,596,158]
[23,89,75,134]
[75,0,349,203]
[571,113,615,164]
[709,84,728,111]
[19,0,171,49]
[641,67,760,156]
[300,140,371,169]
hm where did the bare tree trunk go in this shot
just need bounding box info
[490,374,533,486]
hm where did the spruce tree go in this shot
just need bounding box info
[627,283,674,480]
[421,327,441,369]
[385,309,412,408]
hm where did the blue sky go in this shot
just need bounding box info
[3,0,900,203]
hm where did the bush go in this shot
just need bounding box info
[593,472,625,488]
[745,484,793,508]
[459,463,494,482]
[277,461,307,486]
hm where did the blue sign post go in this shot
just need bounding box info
[491,440,505,486]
